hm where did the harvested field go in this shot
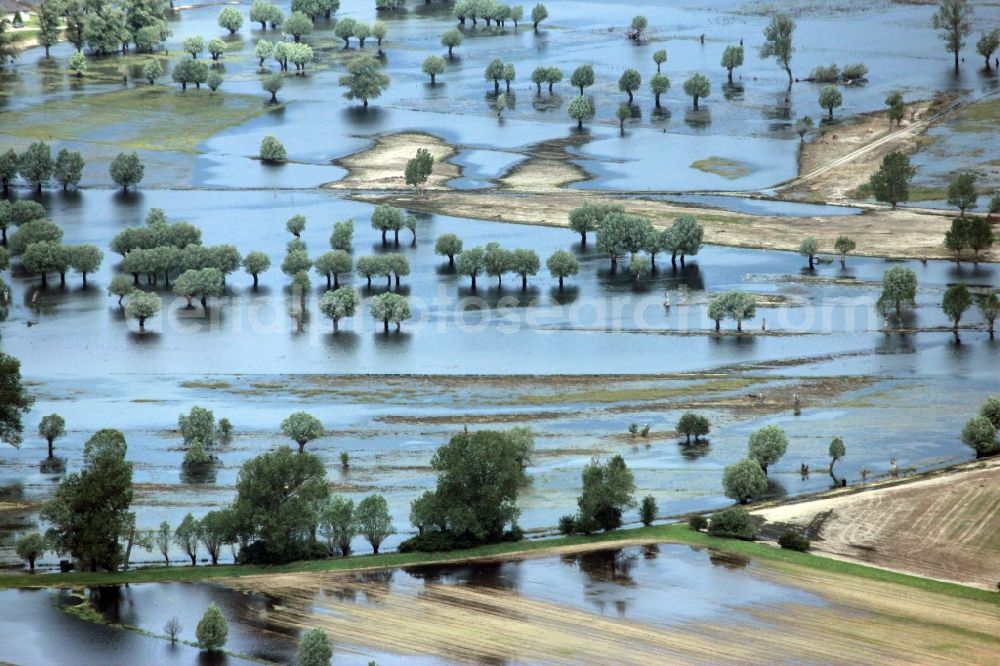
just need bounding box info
[756,458,1000,589]
[224,545,1000,665]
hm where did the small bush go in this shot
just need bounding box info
[340,451,350,468]
[639,424,650,437]
[259,135,287,163]
[398,528,522,553]
[558,514,577,535]
[628,423,639,436]
[639,495,657,527]
[707,507,757,540]
[809,63,840,83]
[841,63,868,82]
[687,514,708,531]
[778,530,810,551]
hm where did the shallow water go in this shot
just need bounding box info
[0,544,822,664]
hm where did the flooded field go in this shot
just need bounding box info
[3,544,997,664]
[0,3,999,662]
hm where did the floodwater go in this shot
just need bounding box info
[1,0,999,570]
[0,545,822,664]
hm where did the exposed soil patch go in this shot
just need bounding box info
[755,458,1000,589]
[328,132,459,191]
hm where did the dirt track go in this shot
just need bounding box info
[756,458,1000,589]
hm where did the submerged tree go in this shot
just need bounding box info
[932,0,974,73]
[759,13,796,88]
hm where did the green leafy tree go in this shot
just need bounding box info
[531,3,547,30]
[199,509,232,565]
[19,142,54,192]
[676,412,709,443]
[196,603,228,651]
[319,286,359,332]
[576,455,636,532]
[108,275,135,306]
[722,458,768,504]
[370,292,411,332]
[39,413,66,459]
[314,250,351,288]
[356,494,394,554]
[54,150,85,191]
[0,149,19,193]
[334,16,357,46]
[629,14,647,40]
[409,428,529,543]
[281,411,324,453]
[179,406,215,444]
[284,11,312,42]
[833,235,856,267]
[944,217,970,263]
[571,64,594,95]
[546,249,579,289]
[649,73,670,109]
[434,233,463,268]
[405,147,435,192]
[799,236,819,270]
[511,248,540,289]
[456,246,486,288]
[183,35,205,58]
[263,73,284,103]
[933,0,974,73]
[372,20,387,53]
[242,251,271,288]
[286,214,306,239]
[15,532,45,571]
[828,436,846,483]
[721,44,744,82]
[568,94,593,129]
[760,13,795,87]
[980,396,1000,429]
[37,0,62,57]
[125,290,161,331]
[10,220,63,257]
[818,85,842,119]
[207,38,226,61]
[962,416,997,457]
[618,68,641,104]
[503,63,516,92]
[885,90,905,126]
[878,266,917,318]
[42,429,133,570]
[639,495,657,527]
[441,28,462,57]
[979,294,999,338]
[942,283,972,334]
[947,173,977,216]
[218,6,243,34]
[340,55,390,108]
[174,512,202,565]
[371,204,405,245]
[653,48,667,73]
[683,73,710,109]
[330,219,354,251]
[484,242,513,286]
[232,446,329,562]
[259,136,286,162]
[0,354,32,449]
[976,29,1000,70]
[110,152,144,192]
[68,244,102,287]
[319,495,357,555]
[747,424,788,475]
[422,55,445,85]
[795,115,814,141]
[296,628,334,666]
[868,151,915,209]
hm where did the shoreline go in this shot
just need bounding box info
[3,457,996,602]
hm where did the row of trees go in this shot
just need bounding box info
[593,211,703,272]
[1,142,142,192]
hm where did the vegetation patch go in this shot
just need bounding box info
[690,156,754,180]
[509,377,758,405]
[0,87,270,153]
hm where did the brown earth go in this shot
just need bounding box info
[323,92,998,263]
[225,544,1000,664]
[779,96,954,202]
[755,458,1000,590]
[328,132,459,191]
